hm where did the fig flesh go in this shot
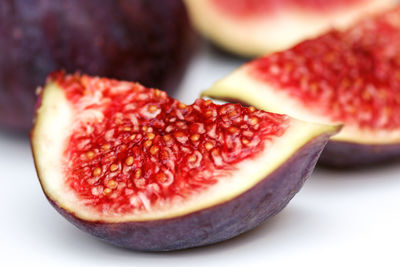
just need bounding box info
[203,7,400,167]
[184,0,395,57]
[0,0,194,131]
[31,72,339,250]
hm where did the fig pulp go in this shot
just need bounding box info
[0,0,194,131]
[184,0,395,57]
[203,6,400,167]
[31,72,339,250]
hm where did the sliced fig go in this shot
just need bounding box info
[184,0,395,57]
[203,7,400,167]
[31,72,338,251]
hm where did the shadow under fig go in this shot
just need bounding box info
[0,126,30,142]
[164,206,309,256]
[30,196,311,257]
[314,160,400,180]
[205,40,253,62]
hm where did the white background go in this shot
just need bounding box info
[1,43,399,267]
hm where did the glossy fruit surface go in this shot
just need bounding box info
[31,72,338,250]
[0,0,194,130]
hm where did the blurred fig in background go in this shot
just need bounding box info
[184,0,396,57]
[0,0,195,131]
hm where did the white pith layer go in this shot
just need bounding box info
[203,69,400,144]
[32,83,336,223]
[184,0,396,57]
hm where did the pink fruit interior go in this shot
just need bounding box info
[212,0,365,19]
[54,73,289,214]
[248,7,400,130]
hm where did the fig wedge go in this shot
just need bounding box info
[184,0,395,57]
[203,7,400,167]
[32,72,339,251]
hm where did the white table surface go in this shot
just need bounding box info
[1,42,399,267]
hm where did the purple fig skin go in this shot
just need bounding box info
[319,140,400,168]
[41,134,331,251]
[0,0,195,131]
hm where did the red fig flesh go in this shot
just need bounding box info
[203,7,400,167]
[184,0,395,57]
[31,73,338,250]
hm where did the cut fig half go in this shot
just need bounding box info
[184,0,396,57]
[31,72,339,251]
[203,7,400,167]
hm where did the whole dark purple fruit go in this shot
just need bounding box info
[0,0,194,130]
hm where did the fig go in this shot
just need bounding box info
[202,7,400,167]
[184,0,395,57]
[0,0,194,131]
[31,72,339,251]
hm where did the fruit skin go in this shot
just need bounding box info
[0,0,195,131]
[319,141,400,168]
[41,134,331,251]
